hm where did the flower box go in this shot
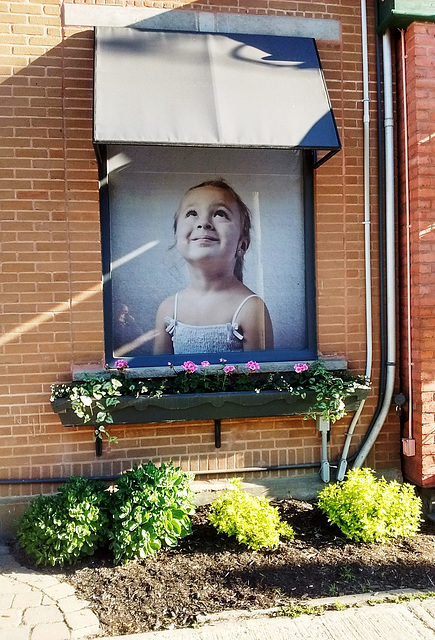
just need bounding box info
[50,361,371,458]
[51,387,370,427]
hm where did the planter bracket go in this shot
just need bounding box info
[95,437,103,457]
[214,419,221,448]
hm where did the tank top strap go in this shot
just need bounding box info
[231,294,260,324]
[173,292,179,321]
[164,292,179,336]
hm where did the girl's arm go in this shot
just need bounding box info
[238,297,274,351]
[153,297,175,355]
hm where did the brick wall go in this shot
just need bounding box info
[399,22,435,487]
[0,0,400,500]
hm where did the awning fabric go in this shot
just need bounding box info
[93,27,340,151]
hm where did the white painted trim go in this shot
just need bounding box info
[62,4,340,41]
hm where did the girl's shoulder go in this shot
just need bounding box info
[156,293,176,318]
[234,290,272,324]
[236,291,268,314]
[234,292,274,350]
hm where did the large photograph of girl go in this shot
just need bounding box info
[105,145,314,364]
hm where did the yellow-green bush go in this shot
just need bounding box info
[317,468,422,543]
[208,480,294,550]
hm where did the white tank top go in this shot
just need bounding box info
[164,293,259,354]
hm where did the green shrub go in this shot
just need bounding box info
[207,480,295,550]
[317,468,422,543]
[108,462,196,563]
[17,476,110,566]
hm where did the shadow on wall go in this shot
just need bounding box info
[1,31,102,366]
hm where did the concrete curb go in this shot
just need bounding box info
[98,592,435,640]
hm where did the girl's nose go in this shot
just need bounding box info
[197,215,214,229]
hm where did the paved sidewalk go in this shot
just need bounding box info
[99,597,435,640]
[1,539,435,640]
[0,542,101,640]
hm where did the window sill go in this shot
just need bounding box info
[71,357,349,381]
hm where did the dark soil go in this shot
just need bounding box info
[14,500,435,637]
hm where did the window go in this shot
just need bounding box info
[94,27,340,367]
[99,145,316,366]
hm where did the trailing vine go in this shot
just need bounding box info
[51,360,370,442]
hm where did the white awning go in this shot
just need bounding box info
[94,27,340,152]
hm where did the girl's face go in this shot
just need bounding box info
[175,186,247,269]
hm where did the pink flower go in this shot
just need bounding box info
[294,363,309,373]
[223,365,236,373]
[201,361,210,368]
[219,358,227,363]
[181,361,198,374]
[246,361,260,372]
[113,359,128,369]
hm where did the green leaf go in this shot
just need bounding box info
[107,462,196,563]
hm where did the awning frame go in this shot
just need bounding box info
[93,27,341,161]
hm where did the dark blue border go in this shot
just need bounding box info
[97,145,318,369]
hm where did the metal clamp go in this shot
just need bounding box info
[316,416,331,482]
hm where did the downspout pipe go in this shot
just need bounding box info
[353,28,396,469]
[400,28,414,444]
[336,0,373,480]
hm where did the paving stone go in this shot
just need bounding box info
[12,591,43,609]
[43,582,75,600]
[65,607,100,632]
[41,595,55,605]
[71,626,101,640]
[57,595,89,614]
[23,604,63,625]
[0,627,31,640]
[0,594,13,609]
[420,598,435,620]
[7,583,33,595]
[408,600,435,632]
[0,608,23,628]
[0,575,17,594]
[31,621,70,640]
[9,571,40,581]
[16,576,60,590]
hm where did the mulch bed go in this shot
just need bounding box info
[14,500,435,637]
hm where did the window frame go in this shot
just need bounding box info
[96,144,318,369]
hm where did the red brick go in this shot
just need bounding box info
[0,0,403,490]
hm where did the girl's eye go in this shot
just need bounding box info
[214,209,229,219]
[185,209,197,217]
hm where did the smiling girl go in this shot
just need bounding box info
[153,179,274,355]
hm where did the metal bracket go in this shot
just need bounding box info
[313,148,340,169]
[95,437,103,457]
[316,416,330,482]
[214,419,221,448]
